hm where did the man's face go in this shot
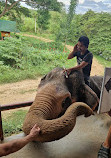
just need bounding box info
[77,41,87,53]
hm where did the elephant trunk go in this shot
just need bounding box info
[23,102,93,142]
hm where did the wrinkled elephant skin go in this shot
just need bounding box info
[23,67,98,142]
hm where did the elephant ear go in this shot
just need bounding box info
[90,76,103,98]
[79,84,99,110]
[55,85,71,102]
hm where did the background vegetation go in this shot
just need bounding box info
[0,9,111,83]
[0,35,74,83]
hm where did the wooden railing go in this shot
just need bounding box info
[0,101,33,141]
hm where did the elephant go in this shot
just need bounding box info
[90,76,103,98]
[23,67,99,142]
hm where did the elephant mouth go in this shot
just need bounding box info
[62,97,72,109]
[58,97,72,117]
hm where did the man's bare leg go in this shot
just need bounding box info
[104,125,111,148]
[98,125,111,158]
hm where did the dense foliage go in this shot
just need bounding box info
[0,35,72,83]
[0,0,63,18]
[71,10,111,61]
[3,110,28,137]
[50,10,111,61]
[1,0,111,61]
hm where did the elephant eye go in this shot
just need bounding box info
[62,97,71,109]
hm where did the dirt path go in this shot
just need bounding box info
[0,78,41,105]
[22,33,53,42]
[0,78,41,116]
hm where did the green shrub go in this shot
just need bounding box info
[0,36,71,83]
[2,110,28,137]
[21,17,36,32]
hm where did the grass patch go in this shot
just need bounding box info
[19,88,37,94]
[94,55,111,68]
[0,36,74,83]
[2,110,28,137]
[0,67,42,84]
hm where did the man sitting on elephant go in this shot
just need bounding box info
[64,36,93,86]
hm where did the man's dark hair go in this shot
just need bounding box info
[78,36,89,48]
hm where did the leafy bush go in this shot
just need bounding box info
[0,37,28,68]
[21,17,36,32]
[2,110,28,137]
[102,50,111,61]
[0,36,70,83]
[89,35,111,61]
[56,10,111,61]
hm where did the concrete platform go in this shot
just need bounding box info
[1,113,111,158]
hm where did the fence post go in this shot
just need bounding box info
[0,110,4,141]
[0,101,33,140]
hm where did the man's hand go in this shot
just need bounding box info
[68,44,78,59]
[63,68,72,76]
[29,124,40,141]
[73,44,78,53]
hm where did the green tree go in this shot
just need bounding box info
[37,9,50,30]
[0,1,31,30]
[35,0,64,31]
[67,0,78,26]
[66,0,78,42]
[0,0,21,18]
[55,0,78,43]
[0,0,63,18]
[26,0,63,11]
[49,11,62,34]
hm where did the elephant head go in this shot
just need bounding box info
[23,67,99,142]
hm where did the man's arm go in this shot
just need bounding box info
[64,61,88,75]
[68,44,78,59]
[0,125,40,157]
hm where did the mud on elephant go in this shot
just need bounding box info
[23,67,99,142]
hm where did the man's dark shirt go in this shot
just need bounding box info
[73,50,93,78]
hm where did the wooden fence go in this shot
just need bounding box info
[0,101,33,141]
